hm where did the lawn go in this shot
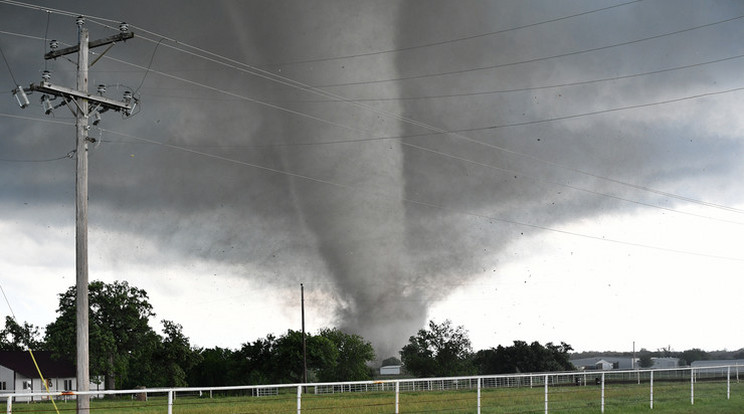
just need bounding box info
[3,380,742,413]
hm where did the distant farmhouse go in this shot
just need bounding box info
[650,357,679,369]
[0,351,104,402]
[570,356,680,371]
[691,359,744,368]
[571,357,637,370]
[379,365,402,376]
[691,359,744,375]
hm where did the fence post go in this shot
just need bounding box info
[478,377,481,414]
[6,395,11,414]
[167,390,173,414]
[297,385,302,414]
[544,374,548,414]
[601,372,605,414]
[395,381,400,414]
[650,370,654,409]
[727,366,731,400]
[690,368,694,405]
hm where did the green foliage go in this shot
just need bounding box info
[187,347,235,386]
[381,356,401,366]
[187,329,374,386]
[679,348,710,366]
[151,321,202,387]
[400,320,476,378]
[638,350,654,368]
[474,341,573,374]
[317,328,375,382]
[0,316,43,351]
[44,280,201,389]
[272,329,338,383]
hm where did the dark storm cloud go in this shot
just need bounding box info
[2,0,743,357]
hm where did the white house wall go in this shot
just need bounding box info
[0,365,13,392]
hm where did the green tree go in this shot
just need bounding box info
[152,321,202,387]
[317,328,375,382]
[381,356,401,366]
[45,280,156,389]
[400,320,475,378]
[188,347,236,386]
[273,330,338,383]
[638,349,654,368]
[233,335,279,384]
[0,316,43,351]
[474,341,573,374]
[679,348,709,366]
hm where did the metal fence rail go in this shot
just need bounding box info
[1,365,741,413]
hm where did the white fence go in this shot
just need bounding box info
[1,365,741,413]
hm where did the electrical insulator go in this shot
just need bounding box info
[41,95,54,115]
[76,16,85,26]
[42,70,51,84]
[97,84,106,95]
[13,86,30,109]
[122,91,136,116]
[119,22,129,32]
[49,39,59,50]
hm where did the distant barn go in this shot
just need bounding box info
[380,365,402,375]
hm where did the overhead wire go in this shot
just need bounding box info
[314,14,744,88]
[111,17,744,216]
[300,52,744,103]
[5,23,744,217]
[256,0,645,67]
[0,283,61,414]
[133,38,164,95]
[99,126,744,264]
[0,150,74,163]
[2,6,743,217]
[0,40,19,85]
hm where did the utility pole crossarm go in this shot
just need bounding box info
[44,32,134,60]
[29,82,133,113]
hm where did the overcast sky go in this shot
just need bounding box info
[1,0,743,360]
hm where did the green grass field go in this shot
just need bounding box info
[3,380,742,413]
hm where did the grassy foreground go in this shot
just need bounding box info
[3,380,742,413]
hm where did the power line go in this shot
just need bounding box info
[0,150,74,163]
[110,23,744,217]
[98,127,744,263]
[133,38,163,95]
[314,14,744,88]
[8,26,744,215]
[0,40,19,85]
[307,52,744,103]
[456,86,744,134]
[0,0,121,25]
[399,141,744,228]
[3,9,742,217]
[258,0,644,67]
[90,122,744,227]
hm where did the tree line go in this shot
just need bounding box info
[1,280,578,388]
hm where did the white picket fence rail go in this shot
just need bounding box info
[1,364,741,413]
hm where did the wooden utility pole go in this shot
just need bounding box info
[16,16,135,414]
[74,23,91,414]
[301,283,308,385]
